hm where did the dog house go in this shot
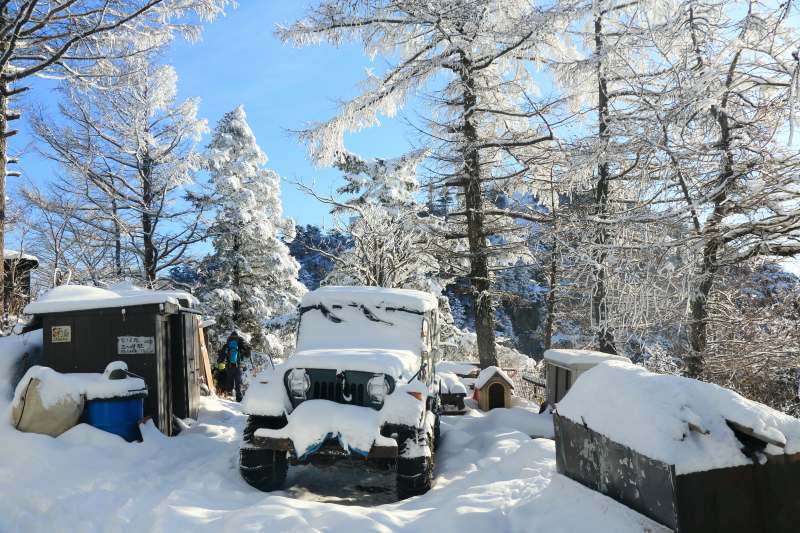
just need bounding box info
[543,349,630,406]
[475,366,514,410]
[554,361,800,532]
[23,283,203,436]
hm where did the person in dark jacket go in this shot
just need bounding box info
[217,331,251,402]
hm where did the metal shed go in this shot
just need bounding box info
[23,284,202,436]
[543,349,630,406]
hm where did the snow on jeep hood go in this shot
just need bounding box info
[286,349,420,380]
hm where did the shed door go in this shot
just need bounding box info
[489,382,505,409]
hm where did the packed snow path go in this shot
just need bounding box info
[0,398,667,532]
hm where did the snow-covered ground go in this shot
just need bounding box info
[0,391,667,533]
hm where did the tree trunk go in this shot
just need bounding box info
[111,179,123,277]
[232,233,242,327]
[459,55,497,369]
[686,97,734,378]
[592,8,616,355]
[544,228,558,351]
[141,155,157,286]
[0,88,7,322]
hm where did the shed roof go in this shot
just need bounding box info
[302,286,438,313]
[5,249,38,264]
[544,348,630,371]
[24,282,195,315]
[475,366,514,389]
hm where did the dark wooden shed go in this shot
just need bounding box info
[4,250,38,316]
[23,285,202,436]
[552,361,800,533]
[554,414,800,532]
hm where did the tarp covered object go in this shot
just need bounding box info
[11,378,84,437]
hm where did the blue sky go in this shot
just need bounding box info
[10,1,415,235]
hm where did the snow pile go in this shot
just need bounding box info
[544,348,630,369]
[0,392,666,532]
[302,286,438,313]
[557,361,800,474]
[240,367,291,417]
[475,366,514,389]
[13,363,146,409]
[255,400,394,457]
[24,283,195,315]
[437,372,467,395]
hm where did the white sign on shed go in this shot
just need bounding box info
[118,336,155,355]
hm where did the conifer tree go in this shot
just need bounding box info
[201,106,306,350]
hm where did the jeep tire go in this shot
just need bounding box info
[239,415,289,492]
[396,428,434,499]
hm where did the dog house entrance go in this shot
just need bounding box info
[489,382,504,409]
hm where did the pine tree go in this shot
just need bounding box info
[201,106,306,351]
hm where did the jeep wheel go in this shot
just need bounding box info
[396,430,434,499]
[239,447,288,491]
[433,413,441,452]
[239,415,289,492]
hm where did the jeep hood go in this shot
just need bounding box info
[285,348,421,380]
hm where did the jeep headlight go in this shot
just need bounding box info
[288,368,311,399]
[367,374,390,404]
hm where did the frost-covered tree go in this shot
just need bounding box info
[333,149,427,213]
[299,150,443,292]
[644,0,800,377]
[201,106,306,351]
[0,0,231,310]
[32,59,207,286]
[279,0,568,368]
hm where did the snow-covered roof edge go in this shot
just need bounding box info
[544,348,630,370]
[24,283,196,315]
[302,286,438,313]
[475,366,514,389]
[5,249,38,263]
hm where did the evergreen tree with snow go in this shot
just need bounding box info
[201,106,305,351]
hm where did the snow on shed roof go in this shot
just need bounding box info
[302,286,438,313]
[544,348,630,370]
[5,249,38,263]
[24,282,196,315]
[556,361,800,475]
[475,366,514,389]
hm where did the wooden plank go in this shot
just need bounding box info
[197,318,215,397]
[727,419,786,448]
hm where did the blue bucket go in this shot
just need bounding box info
[84,396,145,442]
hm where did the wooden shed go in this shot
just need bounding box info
[23,283,203,436]
[543,349,630,406]
[475,366,514,410]
[4,250,38,316]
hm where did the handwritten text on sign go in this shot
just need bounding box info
[118,336,155,355]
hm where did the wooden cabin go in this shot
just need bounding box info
[4,250,38,316]
[475,366,514,410]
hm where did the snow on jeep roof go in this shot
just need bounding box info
[302,286,438,313]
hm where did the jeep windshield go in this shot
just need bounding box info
[296,301,426,355]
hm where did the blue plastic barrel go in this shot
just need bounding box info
[84,396,144,442]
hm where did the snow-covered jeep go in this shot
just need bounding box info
[239,286,441,498]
